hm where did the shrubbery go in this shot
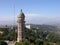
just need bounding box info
[0,41,8,45]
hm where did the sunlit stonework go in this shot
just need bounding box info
[17,9,25,42]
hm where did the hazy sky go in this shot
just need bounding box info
[0,0,60,25]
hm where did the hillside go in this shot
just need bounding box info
[15,28,60,45]
[0,25,60,45]
[29,24,60,32]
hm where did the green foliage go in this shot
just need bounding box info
[0,27,17,41]
[7,27,17,41]
[30,43,34,45]
[15,40,30,45]
[0,28,9,40]
[0,26,60,45]
[15,41,25,45]
[35,39,43,45]
[48,32,60,43]
[0,28,9,36]
[0,41,8,45]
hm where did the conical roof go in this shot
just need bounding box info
[18,9,25,18]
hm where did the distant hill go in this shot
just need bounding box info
[27,24,60,32]
[38,25,59,31]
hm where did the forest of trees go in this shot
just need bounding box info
[15,28,60,45]
[0,25,60,45]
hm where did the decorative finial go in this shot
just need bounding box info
[21,9,22,12]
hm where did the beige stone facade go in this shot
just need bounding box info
[17,9,25,42]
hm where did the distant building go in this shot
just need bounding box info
[25,24,40,29]
[25,24,32,29]
[0,25,8,28]
[3,25,8,28]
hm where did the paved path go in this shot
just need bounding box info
[5,41,15,45]
[8,41,14,45]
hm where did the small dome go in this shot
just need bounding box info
[18,9,25,18]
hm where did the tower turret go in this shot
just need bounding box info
[17,9,25,42]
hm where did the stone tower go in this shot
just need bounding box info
[17,9,25,42]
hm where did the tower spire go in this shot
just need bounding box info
[21,9,22,12]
